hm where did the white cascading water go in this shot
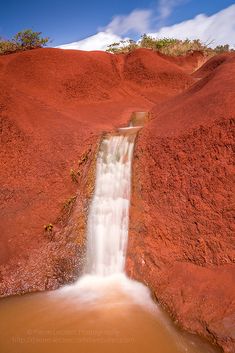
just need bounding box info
[86,132,136,276]
[59,126,157,310]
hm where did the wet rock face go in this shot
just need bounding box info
[126,54,235,353]
[0,137,99,297]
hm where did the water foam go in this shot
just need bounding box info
[58,273,157,311]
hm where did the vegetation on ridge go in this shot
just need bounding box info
[106,34,234,56]
[0,29,49,55]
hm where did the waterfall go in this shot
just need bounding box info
[59,123,157,310]
[86,130,138,276]
[51,117,218,353]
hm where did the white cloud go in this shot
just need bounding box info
[158,0,186,20]
[103,9,152,36]
[102,2,186,36]
[57,31,123,51]
[57,4,235,51]
[148,4,235,48]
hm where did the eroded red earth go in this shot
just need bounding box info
[0,48,234,352]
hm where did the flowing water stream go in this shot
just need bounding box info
[86,132,135,275]
[0,124,220,353]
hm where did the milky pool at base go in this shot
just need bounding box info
[0,274,220,353]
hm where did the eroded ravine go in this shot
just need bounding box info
[0,113,220,353]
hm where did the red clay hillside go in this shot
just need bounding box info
[0,47,234,352]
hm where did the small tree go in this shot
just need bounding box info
[13,29,49,50]
[0,29,49,55]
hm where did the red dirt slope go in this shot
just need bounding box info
[160,50,207,74]
[0,48,233,352]
[126,53,235,353]
[0,47,193,294]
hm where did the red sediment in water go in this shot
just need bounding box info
[0,48,234,351]
[0,275,220,353]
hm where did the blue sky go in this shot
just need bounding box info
[1,0,235,46]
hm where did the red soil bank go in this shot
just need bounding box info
[0,48,234,351]
[0,48,193,292]
[126,53,235,352]
[160,50,207,74]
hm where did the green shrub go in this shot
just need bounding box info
[0,40,17,55]
[0,29,49,55]
[139,34,177,50]
[214,44,231,53]
[106,34,232,56]
[157,38,209,56]
[13,29,49,50]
